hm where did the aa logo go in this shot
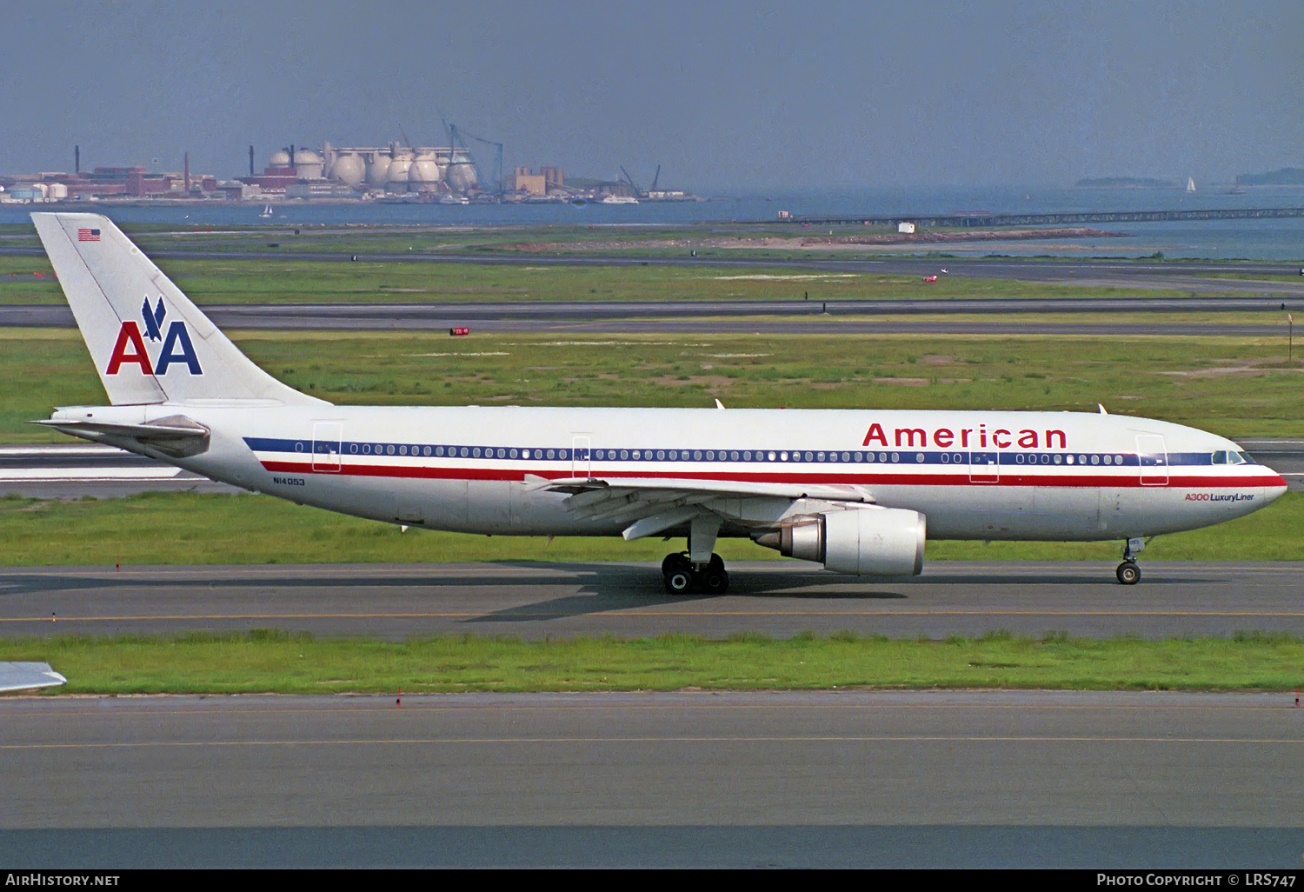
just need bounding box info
[106,296,203,375]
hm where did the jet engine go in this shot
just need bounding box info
[756,507,926,576]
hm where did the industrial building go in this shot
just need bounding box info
[238,143,482,200]
[1,138,686,205]
[0,150,231,203]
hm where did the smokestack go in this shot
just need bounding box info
[74,145,80,174]
[249,145,255,177]
[184,151,190,191]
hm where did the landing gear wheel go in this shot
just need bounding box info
[664,566,695,595]
[662,552,690,576]
[699,568,729,595]
[1116,561,1141,585]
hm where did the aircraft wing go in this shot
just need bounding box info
[526,475,874,540]
[0,662,67,693]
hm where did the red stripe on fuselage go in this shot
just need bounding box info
[256,460,1282,489]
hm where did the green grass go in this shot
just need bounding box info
[2,630,1300,694]
[0,252,1192,305]
[0,491,1298,566]
[4,328,1299,442]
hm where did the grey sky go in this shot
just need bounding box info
[2,0,1299,191]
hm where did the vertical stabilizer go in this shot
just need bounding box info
[32,213,324,406]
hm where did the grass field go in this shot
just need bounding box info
[1,630,1300,694]
[3,327,1298,442]
[1,252,1201,306]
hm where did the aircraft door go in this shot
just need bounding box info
[312,421,343,472]
[969,450,999,483]
[572,435,592,478]
[1136,434,1168,486]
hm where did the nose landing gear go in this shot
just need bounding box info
[1116,537,1145,585]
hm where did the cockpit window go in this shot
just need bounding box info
[1213,450,1249,465]
[1236,451,1253,464]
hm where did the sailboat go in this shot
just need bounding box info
[259,204,273,218]
[1186,177,1196,193]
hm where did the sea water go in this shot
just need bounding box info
[2,185,1300,261]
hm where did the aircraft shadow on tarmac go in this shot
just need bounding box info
[1,562,1208,628]
[464,564,913,624]
[462,563,1208,624]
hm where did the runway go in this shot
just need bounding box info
[2,561,1302,640]
[2,691,1301,867]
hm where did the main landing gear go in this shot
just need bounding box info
[1116,537,1145,585]
[662,552,729,595]
[662,514,729,595]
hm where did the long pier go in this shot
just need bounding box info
[788,206,1304,228]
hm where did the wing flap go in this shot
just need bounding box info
[528,474,875,534]
[530,475,874,503]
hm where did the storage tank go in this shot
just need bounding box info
[444,150,478,194]
[46,183,69,200]
[329,152,366,187]
[294,148,324,180]
[409,149,441,192]
[269,149,292,168]
[386,148,414,191]
[365,150,391,188]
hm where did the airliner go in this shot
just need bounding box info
[32,213,1287,592]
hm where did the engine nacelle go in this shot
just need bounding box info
[756,507,926,576]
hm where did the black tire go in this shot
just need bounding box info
[663,568,695,595]
[700,569,729,595]
[662,552,690,575]
[1116,562,1141,585]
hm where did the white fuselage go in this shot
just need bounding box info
[56,402,1288,543]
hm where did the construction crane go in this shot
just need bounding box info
[450,123,505,197]
[619,166,641,198]
[619,164,662,199]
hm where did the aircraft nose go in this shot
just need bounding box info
[1260,467,1289,503]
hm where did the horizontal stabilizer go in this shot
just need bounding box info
[34,414,210,458]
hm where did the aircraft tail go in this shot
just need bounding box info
[32,213,324,407]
